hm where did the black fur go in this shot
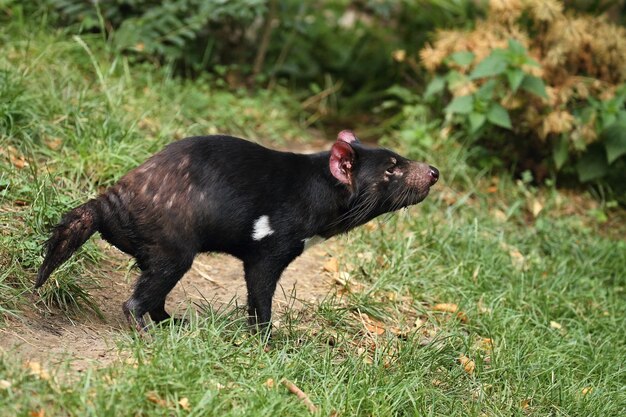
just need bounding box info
[36,132,439,333]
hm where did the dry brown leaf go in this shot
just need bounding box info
[323,257,339,273]
[29,410,45,417]
[459,355,475,375]
[0,380,11,390]
[529,197,544,217]
[500,243,527,270]
[25,361,50,380]
[10,153,28,169]
[487,185,498,193]
[264,378,275,388]
[520,398,531,410]
[431,379,444,387]
[358,312,386,335]
[178,397,191,410]
[478,338,494,352]
[45,137,63,150]
[456,311,468,323]
[146,391,168,407]
[388,326,407,336]
[432,303,458,313]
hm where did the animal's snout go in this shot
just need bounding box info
[428,165,439,185]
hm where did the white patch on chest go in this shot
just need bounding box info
[252,215,275,241]
[302,235,325,251]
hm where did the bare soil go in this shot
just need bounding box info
[0,239,338,373]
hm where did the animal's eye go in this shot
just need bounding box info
[385,158,397,176]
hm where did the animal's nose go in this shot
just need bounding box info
[428,165,439,185]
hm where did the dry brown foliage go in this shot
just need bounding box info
[420,0,626,148]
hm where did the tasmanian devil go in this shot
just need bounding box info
[35,130,439,334]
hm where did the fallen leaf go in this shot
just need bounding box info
[432,303,458,313]
[26,361,50,380]
[146,391,168,407]
[45,137,63,150]
[323,257,339,273]
[459,355,475,375]
[456,311,468,323]
[529,197,543,217]
[520,398,531,410]
[501,242,526,270]
[264,378,275,388]
[0,380,11,389]
[388,326,406,336]
[178,397,190,410]
[431,379,444,387]
[487,185,498,193]
[358,312,386,335]
[549,321,562,330]
[10,153,28,169]
[29,410,45,417]
[477,338,494,352]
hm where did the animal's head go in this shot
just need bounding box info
[329,130,438,222]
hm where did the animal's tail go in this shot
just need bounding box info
[35,198,101,288]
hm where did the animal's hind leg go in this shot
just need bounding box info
[148,300,187,326]
[123,249,194,331]
[148,300,171,323]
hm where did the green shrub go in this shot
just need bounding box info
[419,0,626,197]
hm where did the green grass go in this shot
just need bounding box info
[1,8,626,417]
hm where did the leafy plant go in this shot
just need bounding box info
[419,0,626,194]
[429,39,547,135]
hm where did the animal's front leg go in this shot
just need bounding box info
[243,254,294,337]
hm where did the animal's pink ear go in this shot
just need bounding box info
[337,130,359,144]
[329,141,355,185]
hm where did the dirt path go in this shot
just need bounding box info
[0,239,337,372]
